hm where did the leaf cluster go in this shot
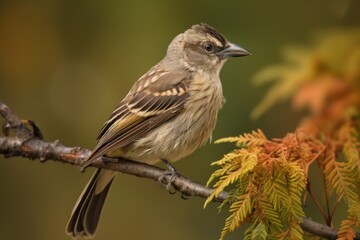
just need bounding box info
[206,129,323,239]
[207,29,360,239]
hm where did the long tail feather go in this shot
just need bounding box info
[66,169,116,238]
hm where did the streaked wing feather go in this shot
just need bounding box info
[128,76,189,116]
[97,112,177,155]
[96,103,129,142]
[81,69,191,167]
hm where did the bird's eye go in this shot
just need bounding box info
[204,43,215,53]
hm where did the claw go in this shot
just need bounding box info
[158,171,178,194]
[181,192,191,200]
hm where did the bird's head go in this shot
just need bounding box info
[166,23,250,73]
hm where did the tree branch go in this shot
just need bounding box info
[0,100,359,240]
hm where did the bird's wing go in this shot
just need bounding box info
[81,68,191,167]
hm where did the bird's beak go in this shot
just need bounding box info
[217,43,250,58]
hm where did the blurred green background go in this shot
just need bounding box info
[0,0,359,239]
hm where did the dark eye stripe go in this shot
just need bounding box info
[185,41,226,55]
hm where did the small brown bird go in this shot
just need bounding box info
[66,23,249,238]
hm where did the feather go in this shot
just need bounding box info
[80,69,191,168]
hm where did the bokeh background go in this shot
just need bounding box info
[0,0,359,239]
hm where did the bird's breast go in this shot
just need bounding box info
[123,74,224,164]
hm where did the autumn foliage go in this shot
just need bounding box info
[206,29,360,239]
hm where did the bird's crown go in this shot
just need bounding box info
[190,23,228,47]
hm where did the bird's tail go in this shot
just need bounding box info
[66,169,116,238]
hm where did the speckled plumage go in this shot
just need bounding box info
[66,23,249,238]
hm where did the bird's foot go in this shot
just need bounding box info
[158,159,179,194]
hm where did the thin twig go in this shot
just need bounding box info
[322,142,332,227]
[0,100,359,240]
[330,198,340,222]
[306,181,328,221]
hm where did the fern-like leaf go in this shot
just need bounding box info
[338,218,356,240]
[250,222,268,240]
[205,149,258,207]
[215,129,267,147]
[323,146,357,203]
[220,194,253,240]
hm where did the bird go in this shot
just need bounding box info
[66,23,250,238]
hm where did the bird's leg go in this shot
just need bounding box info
[158,159,180,193]
[161,159,179,175]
